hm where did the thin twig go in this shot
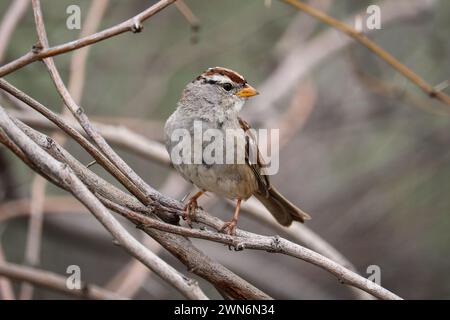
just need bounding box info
[281,0,450,105]
[20,0,110,300]
[0,0,177,77]
[347,48,450,116]
[248,0,440,122]
[32,0,161,210]
[99,197,402,300]
[175,0,200,43]
[175,0,200,30]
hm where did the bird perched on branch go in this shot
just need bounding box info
[165,67,310,234]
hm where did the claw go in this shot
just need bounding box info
[220,219,237,235]
[182,190,204,228]
[219,199,242,235]
[183,199,198,228]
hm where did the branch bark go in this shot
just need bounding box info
[20,0,110,300]
[5,115,271,300]
[99,196,402,300]
[0,106,208,300]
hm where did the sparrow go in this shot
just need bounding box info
[164,67,310,234]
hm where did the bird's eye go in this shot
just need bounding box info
[222,83,233,91]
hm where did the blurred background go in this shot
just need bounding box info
[0,0,449,299]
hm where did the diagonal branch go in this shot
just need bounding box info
[32,0,161,210]
[98,193,402,300]
[281,0,450,105]
[248,0,442,123]
[0,106,208,300]
[20,0,110,300]
[0,0,177,77]
[9,117,271,300]
[0,78,170,219]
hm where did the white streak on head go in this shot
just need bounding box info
[205,74,231,84]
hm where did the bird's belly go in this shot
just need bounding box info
[175,163,258,199]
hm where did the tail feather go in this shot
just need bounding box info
[255,187,311,226]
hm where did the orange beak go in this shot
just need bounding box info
[236,84,259,98]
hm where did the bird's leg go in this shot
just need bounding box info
[220,199,242,235]
[183,190,204,227]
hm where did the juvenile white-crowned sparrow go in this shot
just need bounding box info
[165,67,310,234]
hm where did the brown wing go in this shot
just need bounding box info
[238,117,271,197]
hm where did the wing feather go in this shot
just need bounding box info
[238,117,271,197]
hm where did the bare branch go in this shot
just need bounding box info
[0,0,177,77]
[175,0,200,30]
[0,79,172,220]
[283,0,450,105]
[98,196,402,300]
[8,110,169,165]
[2,77,373,298]
[175,0,200,43]
[105,173,187,298]
[20,0,110,300]
[32,0,162,211]
[248,0,441,123]
[9,118,397,299]
[0,106,208,300]
[7,117,272,300]
[281,0,450,105]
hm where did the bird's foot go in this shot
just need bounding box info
[219,219,238,235]
[183,198,198,228]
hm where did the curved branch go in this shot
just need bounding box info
[20,0,110,300]
[99,196,402,300]
[32,0,162,212]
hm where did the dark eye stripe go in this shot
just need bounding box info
[222,83,233,91]
[205,79,218,85]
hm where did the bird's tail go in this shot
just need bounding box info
[255,187,311,226]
